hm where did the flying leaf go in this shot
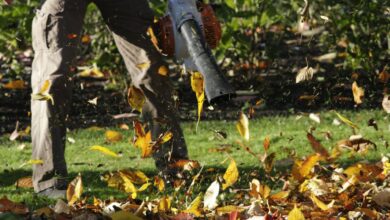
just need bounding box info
[236,112,249,140]
[31,80,54,105]
[67,174,83,206]
[334,111,359,129]
[292,154,322,181]
[90,145,119,157]
[127,86,145,112]
[307,133,329,158]
[27,159,44,165]
[352,81,364,104]
[296,66,314,83]
[183,194,202,217]
[88,97,98,105]
[9,121,19,141]
[119,171,138,199]
[3,80,26,89]
[263,136,270,152]
[222,159,239,190]
[158,65,169,76]
[191,72,205,132]
[204,180,219,210]
[169,159,201,171]
[382,95,390,113]
[310,194,335,211]
[132,121,154,158]
[119,170,149,184]
[105,130,123,143]
[136,62,151,72]
[287,204,305,220]
[263,152,276,173]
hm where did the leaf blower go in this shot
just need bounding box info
[153,0,235,103]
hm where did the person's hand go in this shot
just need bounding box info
[4,0,13,5]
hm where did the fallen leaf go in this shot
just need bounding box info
[67,173,83,205]
[222,159,239,190]
[88,97,98,105]
[270,190,290,201]
[15,176,33,188]
[296,66,314,83]
[382,95,390,113]
[169,159,200,171]
[191,72,205,132]
[352,81,364,104]
[249,179,270,199]
[127,86,145,112]
[344,163,382,182]
[372,188,390,208]
[287,204,305,220]
[204,180,219,210]
[0,196,29,215]
[110,210,143,220]
[307,133,329,158]
[263,152,276,173]
[313,52,336,63]
[90,145,119,157]
[236,112,249,140]
[216,205,245,215]
[263,136,270,152]
[310,194,335,211]
[158,196,171,212]
[183,194,202,217]
[105,130,123,143]
[309,113,321,124]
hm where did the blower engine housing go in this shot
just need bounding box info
[155,2,222,57]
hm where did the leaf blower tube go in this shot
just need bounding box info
[179,19,235,103]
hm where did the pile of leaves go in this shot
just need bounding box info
[3,108,390,219]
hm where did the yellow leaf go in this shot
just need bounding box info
[105,130,123,143]
[127,86,145,112]
[119,171,138,198]
[352,81,364,104]
[31,93,54,105]
[191,72,205,132]
[216,205,245,215]
[157,65,169,76]
[292,154,322,181]
[154,176,165,192]
[344,163,382,182]
[287,204,305,220]
[110,210,143,220]
[90,145,119,157]
[138,182,151,192]
[222,159,239,190]
[67,174,83,206]
[138,131,153,158]
[236,112,249,140]
[78,64,105,78]
[119,170,149,184]
[334,111,359,129]
[158,196,171,212]
[270,190,290,201]
[310,194,335,211]
[249,179,270,199]
[3,80,26,89]
[159,131,173,144]
[136,62,151,71]
[183,194,202,217]
[27,159,44,165]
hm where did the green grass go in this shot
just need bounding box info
[0,109,389,210]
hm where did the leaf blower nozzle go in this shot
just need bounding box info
[155,0,236,103]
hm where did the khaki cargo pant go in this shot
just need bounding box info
[31,0,188,192]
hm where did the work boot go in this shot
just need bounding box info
[37,187,66,199]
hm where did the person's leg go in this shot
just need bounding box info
[31,0,88,192]
[94,0,188,172]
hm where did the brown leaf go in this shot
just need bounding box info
[307,133,329,158]
[263,136,270,152]
[344,163,382,182]
[3,80,26,90]
[0,196,29,215]
[263,152,276,173]
[15,176,33,188]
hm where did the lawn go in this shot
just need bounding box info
[0,109,389,211]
